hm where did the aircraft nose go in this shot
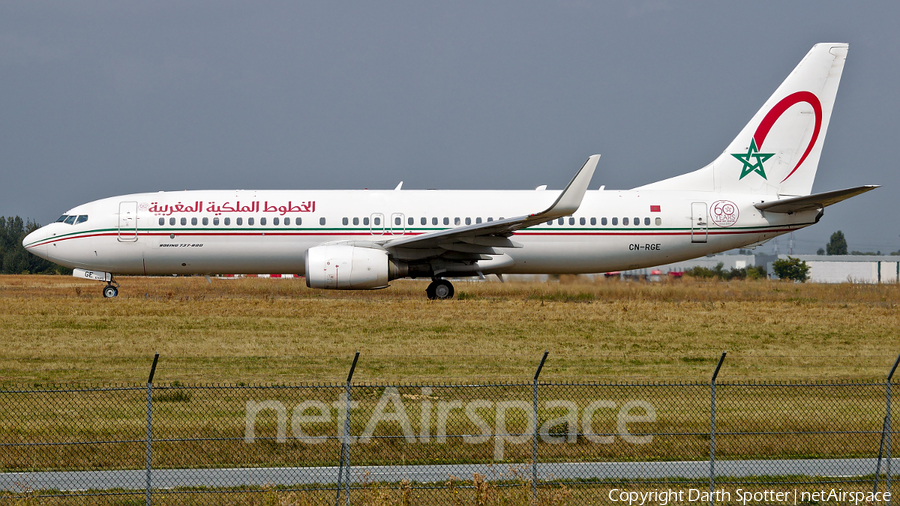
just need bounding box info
[22,228,50,261]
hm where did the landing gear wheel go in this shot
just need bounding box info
[426,279,454,300]
[102,285,118,298]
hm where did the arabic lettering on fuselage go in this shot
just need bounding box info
[146,201,316,216]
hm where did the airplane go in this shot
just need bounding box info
[23,43,877,300]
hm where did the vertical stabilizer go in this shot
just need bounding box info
[637,43,848,196]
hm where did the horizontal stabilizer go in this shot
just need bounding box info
[754,185,878,214]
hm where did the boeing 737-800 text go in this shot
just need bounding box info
[23,43,877,299]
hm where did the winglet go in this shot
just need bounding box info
[532,154,600,219]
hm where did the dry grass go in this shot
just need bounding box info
[2,276,897,501]
[0,274,898,385]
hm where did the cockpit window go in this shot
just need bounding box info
[64,215,77,225]
[75,215,88,224]
[56,215,68,223]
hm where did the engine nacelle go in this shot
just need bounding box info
[305,245,392,289]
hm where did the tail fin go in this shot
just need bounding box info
[638,43,848,196]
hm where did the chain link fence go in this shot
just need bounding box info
[1,353,897,505]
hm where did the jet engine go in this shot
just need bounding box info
[305,245,404,289]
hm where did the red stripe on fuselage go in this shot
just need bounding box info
[29,225,806,248]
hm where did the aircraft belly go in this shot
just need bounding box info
[141,235,308,276]
[503,226,798,274]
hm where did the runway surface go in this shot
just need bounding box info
[1,458,893,492]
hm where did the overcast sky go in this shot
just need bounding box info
[2,1,896,254]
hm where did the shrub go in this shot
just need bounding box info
[772,256,809,282]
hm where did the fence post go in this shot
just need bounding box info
[145,353,159,506]
[335,351,359,506]
[710,352,726,506]
[532,350,548,505]
[887,352,899,505]
[875,416,889,495]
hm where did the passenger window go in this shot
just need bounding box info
[476,217,482,224]
[421,217,427,226]
[443,217,449,226]
[260,217,266,226]
[285,217,291,226]
[159,218,165,226]
[169,217,176,226]
[320,217,326,225]
[202,217,209,226]
[213,217,220,226]
[249,217,255,226]
[547,220,553,226]
[454,217,461,225]
[590,217,596,226]
[612,217,618,226]
[579,217,585,226]
[353,217,359,226]
[342,217,349,226]
[487,217,493,222]
[644,217,650,226]
[465,217,471,225]
[191,217,197,226]
[601,217,607,226]
[557,218,564,225]
[180,217,186,226]
[56,215,68,223]
[567,217,573,225]
[655,217,662,226]
[224,217,231,225]
[408,217,414,226]
[236,217,243,226]
[274,217,280,226]
[634,217,639,226]
[395,217,402,226]
[432,217,438,225]
[363,217,369,226]
[76,215,88,224]
[623,217,629,226]
[372,217,379,226]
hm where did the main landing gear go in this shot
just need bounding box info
[102,280,119,298]
[426,279,454,300]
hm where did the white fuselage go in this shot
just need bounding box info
[23,188,817,277]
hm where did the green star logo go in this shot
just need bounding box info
[731,139,774,180]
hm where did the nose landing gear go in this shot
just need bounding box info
[102,283,118,298]
[102,280,120,298]
[426,279,454,300]
[73,268,121,298]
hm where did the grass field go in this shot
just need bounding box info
[0,274,897,385]
[2,274,898,504]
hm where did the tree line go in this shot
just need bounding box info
[0,216,70,274]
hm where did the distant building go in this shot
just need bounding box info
[619,253,775,278]
[768,255,900,283]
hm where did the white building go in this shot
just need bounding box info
[768,255,900,283]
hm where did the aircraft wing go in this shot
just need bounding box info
[382,155,600,261]
[754,185,879,214]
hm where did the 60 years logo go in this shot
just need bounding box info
[710,200,739,227]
